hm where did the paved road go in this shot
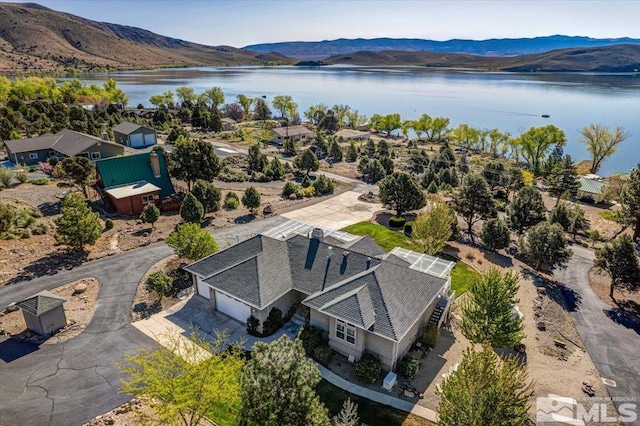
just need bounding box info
[554,244,640,420]
[0,216,288,426]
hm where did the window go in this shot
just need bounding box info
[90,152,101,160]
[29,153,38,160]
[336,319,356,345]
[141,195,155,204]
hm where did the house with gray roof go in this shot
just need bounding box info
[112,122,157,148]
[184,228,455,369]
[270,125,315,146]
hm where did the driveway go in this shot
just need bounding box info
[0,215,288,426]
[282,191,380,229]
[554,244,640,419]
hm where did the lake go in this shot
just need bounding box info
[69,66,640,176]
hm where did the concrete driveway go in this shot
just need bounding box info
[553,244,640,422]
[0,215,288,426]
[282,191,380,229]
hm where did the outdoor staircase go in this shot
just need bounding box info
[290,305,309,327]
[428,291,454,327]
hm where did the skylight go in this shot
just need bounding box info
[390,247,455,278]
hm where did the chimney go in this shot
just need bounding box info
[150,151,161,178]
[342,251,350,259]
[311,228,324,241]
[327,246,333,260]
[366,256,372,269]
[101,132,109,141]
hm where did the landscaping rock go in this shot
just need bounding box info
[5,304,19,313]
[74,283,88,294]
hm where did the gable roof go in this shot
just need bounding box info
[578,176,607,195]
[96,150,174,197]
[346,236,387,258]
[185,230,449,342]
[221,118,237,124]
[272,125,314,138]
[17,290,66,317]
[113,122,152,134]
[3,129,123,157]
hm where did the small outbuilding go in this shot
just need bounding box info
[221,117,237,131]
[112,122,158,148]
[577,176,608,203]
[16,291,67,336]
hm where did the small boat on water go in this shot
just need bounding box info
[542,114,550,118]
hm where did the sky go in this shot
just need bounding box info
[7,0,640,47]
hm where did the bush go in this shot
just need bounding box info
[30,178,50,185]
[398,355,420,379]
[288,192,299,200]
[354,352,382,384]
[145,270,174,302]
[282,181,299,197]
[301,174,312,188]
[300,326,324,356]
[313,345,333,365]
[0,168,12,187]
[420,322,440,348]
[15,169,29,184]
[225,191,240,209]
[105,219,114,230]
[218,172,249,182]
[30,222,48,235]
[389,216,406,228]
[246,315,261,337]
[300,186,316,198]
[404,220,415,235]
[495,199,507,212]
[262,307,284,336]
[312,175,336,195]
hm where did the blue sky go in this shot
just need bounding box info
[8,0,640,46]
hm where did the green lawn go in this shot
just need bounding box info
[316,380,435,426]
[341,222,479,297]
[598,210,618,221]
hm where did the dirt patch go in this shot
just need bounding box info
[589,266,640,317]
[0,277,99,344]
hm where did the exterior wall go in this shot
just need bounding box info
[252,290,299,333]
[310,308,330,331]
[9,149,50,166]
[578,190,604,203]
[365,331,396,370]
[396,303,436,364]
[109,190,160,215]
[327,317,365,361]
[39,307,67,335]
[114,128,157,147]
[76,142,125,161]
[113,131,128,146]
[270,131,314,144]
[23,311,44,335]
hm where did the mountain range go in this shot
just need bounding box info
[0,2,638,73]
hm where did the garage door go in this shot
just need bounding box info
[129,133,144,148]
[144,133,156,146]
[215,291,251,323]
[196,277,210,300]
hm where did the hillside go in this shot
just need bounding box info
[0,2,293,72]
[245,35,640,60]
[321,44,640,72]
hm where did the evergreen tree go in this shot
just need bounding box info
[357,158,386,183]
[140,203,160,230]
[594,234,640,300]
[0,202,15,233]
[329,140,344,162]
[333,398,359,426]
[461,269,525,348]
[481,218,511,251]
[242,186,261,214]
[548,155,580,205]
[253,98,272,120]
[346,141,358,162]
[166,223,218,261]
[60,157,95,197]
[379,155,394,175]
[507,186,547,234]
[180,192,204,223]
[365,139,376,157]
[169,138,222,190]
[294,149,320,175]
[248,144,268,173]
[454,173,496,237]
[483,161,506,191]
[145,271,173,302]
[426,180,439,194]
[191,180,221,213]
[54,192,102,251]
[379,172,426,217]
[240,336,330,426]
[524,221,573,270]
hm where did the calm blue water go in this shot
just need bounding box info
[69,66,640,176]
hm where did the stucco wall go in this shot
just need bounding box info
[327,317,365,361]
[77,142,125,160]
[396,303,436,363]
[22,311,43,335]
[364,331,396,370]
[39,307,67,335]
[310,308,330,331]
[253,290,299,333]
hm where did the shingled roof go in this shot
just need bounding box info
[185,231,449,342]
[3,129,123,157]
[113,122,146,134]
[16,291,66,317]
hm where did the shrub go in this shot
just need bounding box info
[282,181,299,197]
[262,307,284,336]
[288,192,298,200]
[354,353,382,384]
[312,175,336,195]
[0,168,12,187]
[495,199,507,212]
[389,216,406,228]
[145,270,174,302]
[105,218,114,230]
[398,355,420,379]
[300,186,316,198]
[301,174,312,188]
[30,177,50,185]
[300,326,324,356]
[420,322,440,348]
[15,169,28,184]
[313,345,333,365]
[225,191,240,209]
[246,315,261,336]
[30,222,48,235]
[404,220,415,235]
[19,228,31,238]
[218,172,249,182]
[180,193,204,223]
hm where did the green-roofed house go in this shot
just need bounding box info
[577,176,608,204]
[95,150,175,215]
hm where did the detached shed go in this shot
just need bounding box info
[16,291,67,336]
[113,122,157,148]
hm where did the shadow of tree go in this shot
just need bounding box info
[37,200,61,217]
[521,268,582,312]
[234,214,255,224]
[132,300,162,321]
[4,249,86,286]
[604,303,640,335]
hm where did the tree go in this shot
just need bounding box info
[222,102,245,122]
[547,155,580,205]
[482,161,506,191]
[328,140,343,162]
[0,202,16,233]
[524,221,573,270]
[379,172,426,217]
[461,269,525,348]
[517,125,567,175]
[346,141,358,162]
[180,192,204,223]
[504,166,525,202]
[481,218,511,251]
[437,346,533,426]
[54,192,102,251]
[412,201,453,255]
[119,330,243,426]
[166,222,218,261]
[175,86,196,107]
[579,124,629,174]
[60,157,95,197]
[294,149,320,175]
[595,234,640,300]
[507,186,547,234]
[242,186,261,214]
[620,164,640,240]
[191,180,221,214]
[272,95,297,120]
[240,336,330,426]
[145,270,173,302]
[202,87,225,110]
[169,138,222,190]
[333,398,359,426]
[236,94,253,117]
[358,158,386,183]
[454,174,496,236]
[253,98,272,120]
[140,203,160,229]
